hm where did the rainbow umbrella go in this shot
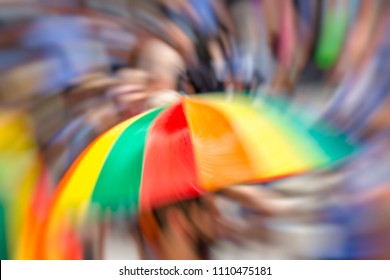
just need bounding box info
[36,94,358,259]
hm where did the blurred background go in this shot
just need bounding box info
[0,0,390,260]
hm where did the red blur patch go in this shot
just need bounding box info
[140,102,204,211]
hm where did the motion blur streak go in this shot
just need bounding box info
[0,0,389,260]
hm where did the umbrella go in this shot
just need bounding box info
[34,94,358,259]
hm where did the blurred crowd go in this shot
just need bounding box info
[1,0,390,260]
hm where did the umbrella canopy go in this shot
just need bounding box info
[35,94,358,259]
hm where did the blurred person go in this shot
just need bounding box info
[317,99,390,260]
[335,145,390,259]
[292,0,319,85]
[132,37,186,92]
[180,0,235,94]
[254,0,300,96]
[320,7,390,139]
[130,4,197,66]
[138,195,220,260]
[107,66,182,119]
[126,36,190,113]
[329,0,381,84]
[244,0,277,94]
[275,0,298,74]
[226,0,260,94]
[186,0,235,38]
[156,0,198,41]
[21,15,110,92]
